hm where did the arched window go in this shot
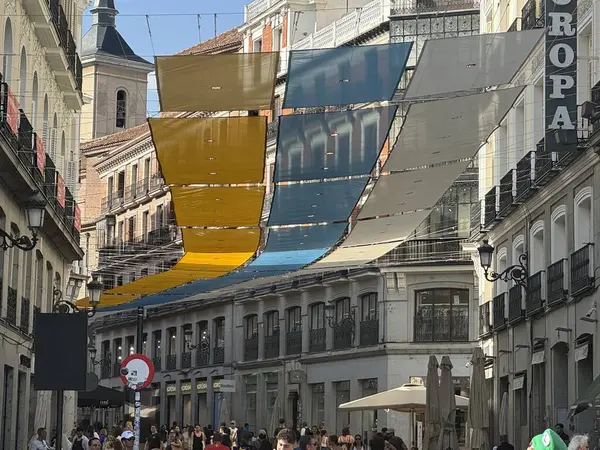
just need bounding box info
[529,220,545,274]
[264,310,279,336]
[551,206,567,262]
[264,310,280,358]
[31,72,38,130]
[414,288,469,342]
[19,47,27,107]
[42,95,49,148]
[116,89,127,128]
[309,302,326,353]
[243,314,258,361]
[60,130,66,158]
[2,19,13,85]
[334,297,351,322]
[286,306,302,332]
[574,188,592,250]
[496,247,508,294]
[50,113,58,160]
[360,292,379,346]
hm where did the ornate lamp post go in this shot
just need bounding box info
[477,239,529,291]
[0,192,46,251]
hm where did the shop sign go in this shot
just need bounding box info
[166,383,177,396]
[545,0,577,152]
[512,376,525,390]
[220,379,236,393]
[213,379,222,392]
[575,343,589,361]
[181,381,192,394]
[197,380,208,393]
[531,350,545,365]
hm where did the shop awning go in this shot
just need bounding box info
[405,29,544,99]
[567,374,600,419]
[155,52,279,111]
[78,385,124,409]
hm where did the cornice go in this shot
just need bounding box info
[95,136,153,175]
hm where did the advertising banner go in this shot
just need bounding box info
[57,174,66,208]
[36,134,46,173]
[74,203,81,232]
[6,87,19,135]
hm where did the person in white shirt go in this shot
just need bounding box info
[30,428,50,450]
[230,421,239,449]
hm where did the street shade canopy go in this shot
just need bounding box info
[25,191,47,234]
[338,383,469,413]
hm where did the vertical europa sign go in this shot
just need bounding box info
[545,0,577,152]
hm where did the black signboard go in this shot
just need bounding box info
[545,0,578,152]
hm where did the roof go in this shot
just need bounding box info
[81,26,153,66]
[80,123,149,152]
[177,28,243,55]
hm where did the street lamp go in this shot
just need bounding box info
[477,239,529,291]
[89,346,111,367]
[184,328,210,351]
[0,191,46,251]
[53,276,104,317]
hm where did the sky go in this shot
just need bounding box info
[82,0,249,115]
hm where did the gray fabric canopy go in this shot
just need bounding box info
[468,348,490,450]
[438,356,459,450]
[425,355,441,450]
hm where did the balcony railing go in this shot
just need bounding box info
[360,319,379,346]
[20,297,30,334]
[166,354,177,370]
[196,348,210,367]
[6,287,17,326]
[264,333,280,359]
[484,186,498,229]
[479,301,492,337]
[112,363,121,378]
[377,239,469,264]
[101,176,164,213]
[100,361,111,379]
[414,307,469,342]
[213,346,225,364]
[508,285,524,323]
[32,305,39,336]
[547,259,568,306]
[267,117,279,142]
[152,356,161,371]
[571,244,594,297]
[309,328,326,353]
[515,151,536,202]
[286,330,302,355]
[391,0,480,15]
[508,17,522,31]
[498,170,515,217]
[493,293,506,330]
[333,320,354,350]
[244,335,259,361]
[181,351,192,369]
[521,0,544,30]
[526,271,544,316]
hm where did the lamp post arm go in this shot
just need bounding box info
[483,253,529,292]
[0,228,38,252]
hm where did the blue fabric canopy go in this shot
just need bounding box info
[283,43,412,108]
[275,106,398,182]
[267,178,368,226]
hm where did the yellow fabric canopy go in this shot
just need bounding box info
[171,186,265,227]
[155,52,279,111]
[182,228,261,253]
[149,117,267,184]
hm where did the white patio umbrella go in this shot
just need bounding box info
[219,396,230,425]
[338,383,469,413]
[424,355,441,450]
[498,392,509,437]
[269,396,282,437]
[468,348,489,450]
[438,356,459,450]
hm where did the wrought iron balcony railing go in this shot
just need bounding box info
[493,293,506,330]
[309,328,326,353]
[360,319,379,346]
[152,356,161,371]
[6,287,17,327]
[196,348,210,367]
[286,330,302,355]
[166,354,177,370]
[414,307,469,342]
[264,333,280,359]
[571,244,594,297]
[181,351,192,369]
[213,346,225,364]
[479,301,492,337]
[508,285,525,323]
[20,297,30,334]
[547,259,568,306]
[244,335,259,361]
[526,271,544,316]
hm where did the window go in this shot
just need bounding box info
[551,206,567,262]
[31,72,38,129]
[253,38,262,52]
[19,47,26,107]
[265,310,279,336]
[286,307,301,332]
[335,297,351,322]
[2,19,13,85]
[414,289,469,342]
[168,327,177,354]
[273,27,282,51]
[214,317,225,347]
[116,90,127,128]
[496,248,508,294]
[361,293,378,321]
[42,95,49,148]
[574,188,592,250]
[244,315,258,339]
[529,220,545,274]
[310,303,325,329]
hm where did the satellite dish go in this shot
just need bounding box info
[86,372,99,392]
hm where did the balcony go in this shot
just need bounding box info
[196,348,210,367]
[483,186,498,229]
[571,244,594,297]
[547,259,568,306]
[244,335,259,361]
[166,354,177,370]
[508,17,522,31]
[244,0,283,21]
[264,333,280,359]
[32,305,39,336]
[286,330,302,355]
[414,307,469,342]
[20,297,30,334]
[152,356,161,371]
[100,361,111,379]
[21,0,82,108]
[497,170,516,217]
[6,287,17,326]
[377,238,469,264]
[391,0,480,15]
[309,328,326,353]
[360,319,379,346]
[526,271,544,316]
[267,117,279,142]
[521,0,544,30]
[493,293,506,330]
[508,285,524,324]
[479,301,492,337]
[181,351,192,369]
[515,151,536,202]
[112,363,121,378]
[147,226,176,246]
[213,346,225,364]
[101,176,164,213]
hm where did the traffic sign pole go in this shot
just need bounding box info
[133,390,141,450]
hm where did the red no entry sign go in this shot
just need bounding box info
[120,354,155,390]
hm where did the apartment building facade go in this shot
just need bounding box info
[0,0,89,447]
[473,0,600,448]
[90,263,476,441]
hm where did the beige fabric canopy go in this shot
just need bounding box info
[338,383,468,413]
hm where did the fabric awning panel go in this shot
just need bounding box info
[182,228,261,253]
[171,186,265,227]
[268,178,368,226]
[284,43,413,108]
[155,52,279,111]
[357,163,470,219]
[384,87,524,171]
[342,212,430,247]
[405,29,544,99]
[275,106,398,182]
[149,117,267,184]
[313,242,399,268]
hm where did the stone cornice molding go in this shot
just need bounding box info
[96,137,154,175]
